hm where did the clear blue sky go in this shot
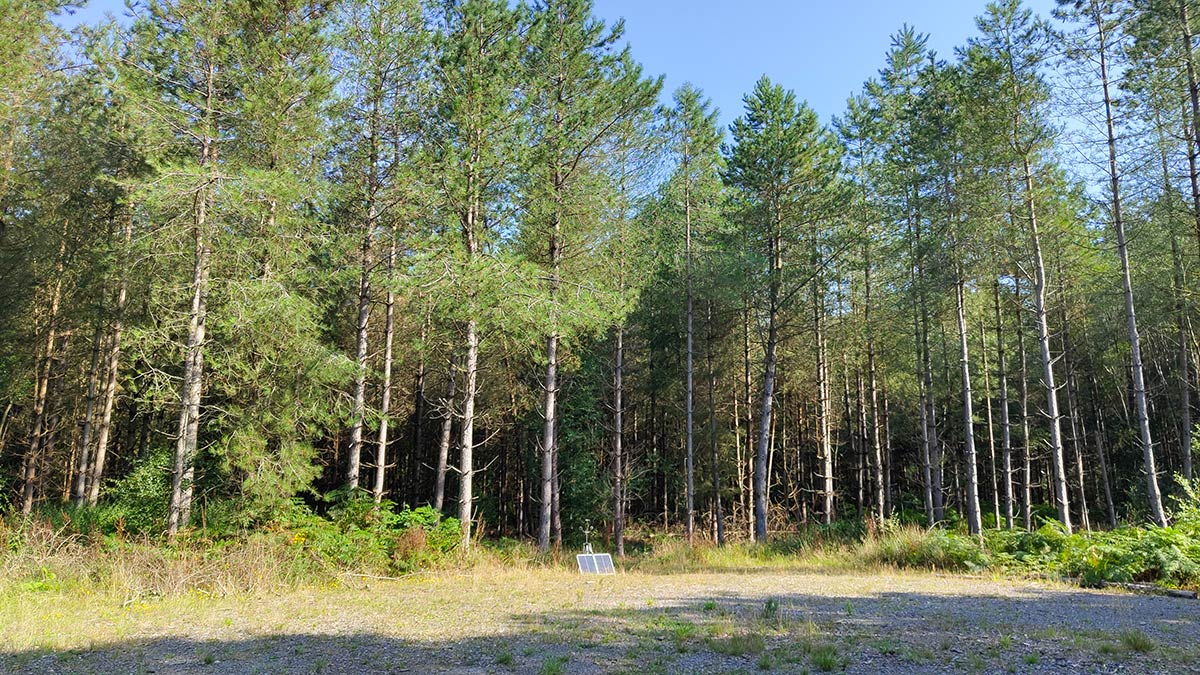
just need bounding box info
[591,0,1059,127]
[59,0,1058,126]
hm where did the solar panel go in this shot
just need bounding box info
[576,553,615,575]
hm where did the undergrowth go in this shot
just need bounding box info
[630,478,1200,590]
[5,478,1200,598]
[0,494,467,600]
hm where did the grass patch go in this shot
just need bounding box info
[809,643,846,672]
[539,655,568,675]
[870,638,898,655]
[1118,629,1156,653]
[709,631,766,656]
[761,598,782,626]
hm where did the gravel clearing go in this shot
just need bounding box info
[3,567,1197,674]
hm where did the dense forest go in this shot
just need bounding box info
[5,0,1200,558]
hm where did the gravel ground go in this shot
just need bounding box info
[3,567,1197,674]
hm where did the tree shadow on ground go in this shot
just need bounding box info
[4,584,1197,675]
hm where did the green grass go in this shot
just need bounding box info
[539,655,568,675]
[809,644,845,672]
[1118,630,1156,653]
[669,620,699,651]
[870,638,898,655]
[761,597,781,624]
[709,632,766,656]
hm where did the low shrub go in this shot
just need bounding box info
[286,497,460,574]
[1,495,462,597]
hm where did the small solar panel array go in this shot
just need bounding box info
[576,553,615,575]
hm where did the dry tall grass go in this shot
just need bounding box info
[0,518,326,601]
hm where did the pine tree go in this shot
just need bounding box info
[431,0,527,548]
[523,0,660,552]
[724,77,842,542]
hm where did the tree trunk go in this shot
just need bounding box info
[42,336,68,505]
[347,231,371,492]
[433,356,456,514]
[995,280,1014,529]
[167,93,216,536]
[955,269,983,536]
[459,318,479,549]
[410,311,429,506]
[538,329,559,552]
[1096,11,1168,526]
[73,325,104,505]
[683,160,697,545]
[23,231,67,516]
[1181,0,1200,252]
[1024,154,1072,533]
[915,211,943,524]
[883,389,894,515]
[708,301,724,545]
[373,228,397,504]
[980,315,1000,528]
[1089,372,1119,527]
[22,338,55,516]
[1016,277,1033,531]
[1173,234,1193,481]
[1065,353,1091,532]
[865,242,885,523]
[742,298,755,540]
[613,324,625,557]
[816,287,834,525]
[538,150,564,552]
[915,285,935,527]
[88,211,131,507]
[755,216,783,542]
[754,316,778,542]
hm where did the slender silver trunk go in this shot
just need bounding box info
[613,325,625,557]
[538,331,558,552]
[1024,155,1071,533]
[373,230,396,504]
[955,271,982,535]
[995,281,1014,529]
[685,188,696,544]
[865,242,884,523]
[459,319,479,549]
[1095,8,1167,526]
[708,301,724,545]
[816,288,834,524]
[980,316,999,528]
[347,233,371,492]
[1016,277,1033,531]
[168,194,211,536]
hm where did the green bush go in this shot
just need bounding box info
[289,496,460,574]
[978,513,1200,589]
[99,448,173,535]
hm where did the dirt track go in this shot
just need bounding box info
[4,567,1197,674]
